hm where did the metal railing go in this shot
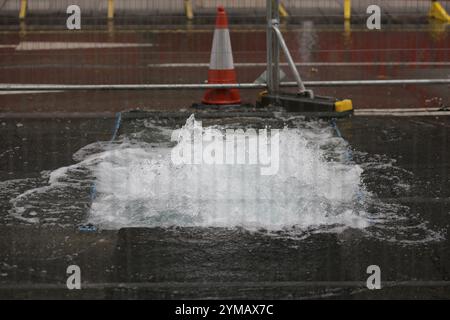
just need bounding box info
[1,79,450,91]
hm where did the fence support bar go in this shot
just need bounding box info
[272,21,306,93]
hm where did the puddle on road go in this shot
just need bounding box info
[3,115,443,243]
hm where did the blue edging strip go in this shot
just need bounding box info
[330,118,342,138]
[110,112,122,142]
[89,184,97,201]
[330,118,354,163]
[83,112,122,231]
[90,112,122,201]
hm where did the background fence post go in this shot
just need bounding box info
[267,0,280,96]
[279,1,289,18]
[19,0,27,20]
[108,0,115,20]
[273,0,280,93]
[184,0,194,20]
[344,0,351,20]
[267,0,274,94]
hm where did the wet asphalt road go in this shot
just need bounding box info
[0,24,449,112]
[0,14,449,299]
[0,114,449,299]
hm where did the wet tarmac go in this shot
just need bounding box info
[0,113,449,299]
[0,23,449,113]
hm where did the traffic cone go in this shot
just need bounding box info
[202,6,241,105]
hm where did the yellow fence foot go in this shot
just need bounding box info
[185,0,194,20]
[107,0,115,20]
[19,0,27,20]
[429,0,450,22]
[279,2,289,18]
[344,0,351,20]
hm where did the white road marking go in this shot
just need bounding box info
[13,42,154,51]
[0,90,62,95]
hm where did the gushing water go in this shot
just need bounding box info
[4,115,442,242]
[89,115,367,230]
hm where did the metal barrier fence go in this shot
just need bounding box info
[0,3,449,299]
[0,0,449,111]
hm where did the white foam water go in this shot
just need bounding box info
[88,115,368,231]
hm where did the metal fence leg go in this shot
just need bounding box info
[266,0,273,94]
[273,0,280,95]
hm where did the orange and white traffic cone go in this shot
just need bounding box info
[202,6,241,105]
